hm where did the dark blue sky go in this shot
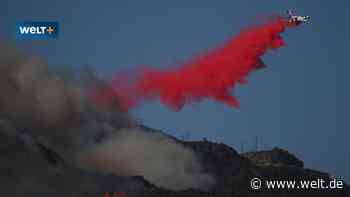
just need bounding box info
[1,1,349,182]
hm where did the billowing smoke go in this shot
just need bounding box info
[0,43,214,191]
[91,16,293,111]
[77,129,214,190]
[0,45,82,129]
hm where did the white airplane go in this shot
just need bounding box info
[287,10,310,25]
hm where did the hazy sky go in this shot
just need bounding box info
[1,1,349,182]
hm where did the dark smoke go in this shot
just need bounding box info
[0,43,214,191]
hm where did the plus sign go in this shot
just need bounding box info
[47,26,54,34]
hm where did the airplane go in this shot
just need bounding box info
[286,10,310,25]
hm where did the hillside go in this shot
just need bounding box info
[0,124,349,197]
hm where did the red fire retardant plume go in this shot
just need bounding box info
[91,16,295,111]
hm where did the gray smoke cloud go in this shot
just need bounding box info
[0,43,214,191]
[77,129,214,190]
[0,44,83,130]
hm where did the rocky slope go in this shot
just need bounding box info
[0,125,349,197]
[184,141,350,197]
